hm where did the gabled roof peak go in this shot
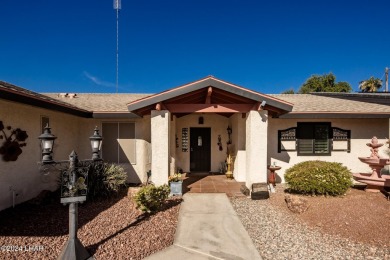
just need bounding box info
[127,76,293,117]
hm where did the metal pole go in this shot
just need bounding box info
[116,7,119,94]
[386,67,389,92]
[58,151,92,260]
[69,202,77,240]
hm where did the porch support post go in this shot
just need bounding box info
[151,110,170,186]
[169,115,176,176]
[245,110,268,188]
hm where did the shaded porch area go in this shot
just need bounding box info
[182,173,246,197]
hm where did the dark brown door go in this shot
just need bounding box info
[190,128,211,172]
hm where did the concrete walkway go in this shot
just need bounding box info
[146,193,261,260]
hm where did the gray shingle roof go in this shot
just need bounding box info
[44,92,390,115]
[6,79,390,116]
[271,94,390,113]
[44,93,152,112]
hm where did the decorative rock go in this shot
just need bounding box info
[127,187,141,199]
[240,185,250,196]
[251,183,269,200]
[284,194,309,213]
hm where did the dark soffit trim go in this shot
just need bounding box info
[93,112,141,119]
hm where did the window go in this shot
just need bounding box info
[41,116,49,132]
[278,124,351,155]
[102,122,136,164]
[297,123,331,155]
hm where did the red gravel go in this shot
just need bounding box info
[268,184,390,247]
[0,189,182,259]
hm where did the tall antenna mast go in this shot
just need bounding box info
[386,67,389,92]
[113,0,121,93]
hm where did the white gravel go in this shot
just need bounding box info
[230,198,390,260]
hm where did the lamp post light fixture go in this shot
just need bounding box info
[38,125,103,260]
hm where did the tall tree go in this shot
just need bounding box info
[359,77,383,93]
[281,88,295,94]
[298,73,352,93]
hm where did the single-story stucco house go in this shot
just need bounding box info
[1,76,390,211]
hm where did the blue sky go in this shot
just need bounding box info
[1,0,389,94]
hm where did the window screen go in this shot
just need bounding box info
[41,116,49,132]
[102,122,136,164]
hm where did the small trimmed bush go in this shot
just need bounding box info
[284,161,352,196]
[133,184,170,213]
[88,163,128,199]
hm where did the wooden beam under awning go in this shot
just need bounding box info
[164,103,254,113]
[205,86,212,104]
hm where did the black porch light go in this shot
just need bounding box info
[227,126,232,135]
[38,124,57,164]
[227,126,232,144]
[89,126,103,161]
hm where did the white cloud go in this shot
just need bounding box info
[83,71,116,88]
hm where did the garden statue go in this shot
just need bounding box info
[225,154,233,179]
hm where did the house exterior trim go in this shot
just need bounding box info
[93,112,140,119]
[279,112,390,119]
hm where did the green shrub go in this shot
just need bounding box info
[284,161,352,196]
[133,184,170,213]
[88,163,128,199]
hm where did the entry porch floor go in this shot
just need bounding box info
[182,172,246,197]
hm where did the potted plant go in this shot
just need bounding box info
[169,173,183,196]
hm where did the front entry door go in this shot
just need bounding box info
[190,128,211,172]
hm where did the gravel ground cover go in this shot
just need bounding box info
[0,189,181,260]
[231,186,390,260]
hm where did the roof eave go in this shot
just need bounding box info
[92,112,141,119]
[0,88,92,118]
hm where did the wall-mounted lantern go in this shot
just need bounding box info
[89,126,103,161]
[198,116,204,125]
[227,126,232,144]
[38,124,57,164]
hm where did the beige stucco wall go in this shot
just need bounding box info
[230,113,246,181]
[151,110,170,185]
[0,100,86,211]
[268,117,390,183]
[246,110,268,187]
[174,114,230,172]
[0,99,152,211]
